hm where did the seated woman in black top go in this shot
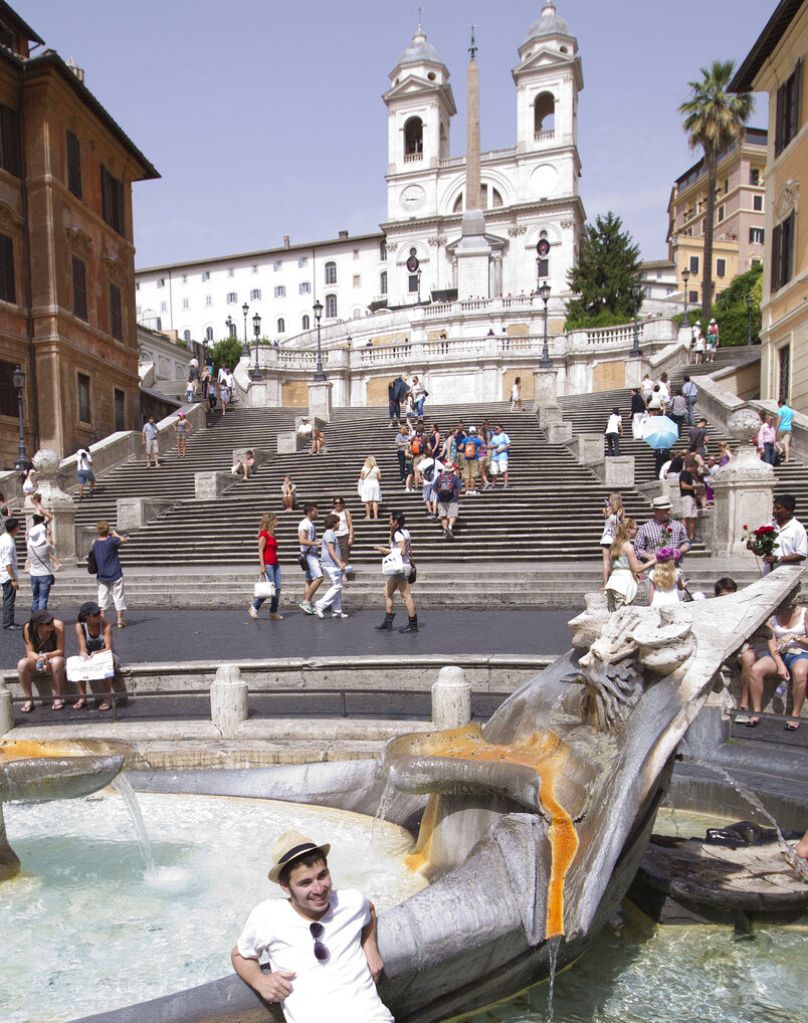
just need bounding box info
[73,600,120,712]
[17,609,66,712]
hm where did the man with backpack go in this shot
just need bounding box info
[419,455,443,520]
[461,426,483,495]
[90,520,129,629]
[409,425,427,486]
[432,463,462,540]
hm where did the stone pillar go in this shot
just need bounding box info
[309,380,333,423]
[624,357,645,389]
[431,665,471,730]
[532,369,557,410]
[592,456,635,488]
[711,408,775,558]
[195,472,233,501]
[567,433,604,465]
[26,449,77,564]
[537,404,563,429]
[0,677,12,735]
[210,664,248,739]
[547,422,573,444]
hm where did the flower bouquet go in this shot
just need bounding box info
[743,523,780,558]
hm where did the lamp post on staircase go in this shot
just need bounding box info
[538,282,551,367]
[630,282,642,357]
[251,312,263,380]
[681,267,691,329]
[312,299,326,382]
[241,302,250,358]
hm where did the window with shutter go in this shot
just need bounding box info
[109,284,123,340]
[0,233,15,303]
[66,131,82,197]
[0,105,21,177]
[72,256,88,320]
[101,166,125,235]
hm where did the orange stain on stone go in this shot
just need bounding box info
[0,740,89,762]
[405,724,579,938]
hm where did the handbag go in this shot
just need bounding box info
[297,553,309,572]
[382,549,404,576]
[408,559,418,585]
[254,575,276,599]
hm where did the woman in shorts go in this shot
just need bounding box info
[72,601,120,711]
[374,509,417,633]
[17,610,66,713]
[746,592,808,729]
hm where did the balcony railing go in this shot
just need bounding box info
[534,129,555,142]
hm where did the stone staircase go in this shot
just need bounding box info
[69,400,650,567]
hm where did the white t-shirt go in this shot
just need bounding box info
[606,413,622,435]
[298,516,317,555]
[774,516,808,565]
[236,889,392,1023]
[0,531,17,582]
[77,449,93,471]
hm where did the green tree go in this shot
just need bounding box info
[713,263,762,345]
[679,60,754,324]
[565,212,643,328]
[208,337,243,372]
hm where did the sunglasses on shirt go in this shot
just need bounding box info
[310,922,329,962]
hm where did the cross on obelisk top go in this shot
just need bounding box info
[469,25,478,60]
[417,5,424,30]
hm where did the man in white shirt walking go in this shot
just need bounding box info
[0,517,21,630]
[232,830,391,1023]
[76,447,96,498]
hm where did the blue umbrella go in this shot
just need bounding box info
[642,415,679,450]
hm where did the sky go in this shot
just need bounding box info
[17,0,770,270]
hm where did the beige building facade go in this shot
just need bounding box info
[667,128,767,309]
[732,0,808,411]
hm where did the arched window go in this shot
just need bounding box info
[325,261,337,285]
[205,326,213,342]
[183,329,191,342]
[302,314,310,331]
[352,308,362,319]
[534,92,555,138]
[380,271,388,295]
[277,318,285,333]
[404,117,423,160]
[380,239,387,262]
[325,294,337,318]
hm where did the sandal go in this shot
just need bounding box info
[98,701,111,712]
[73,698,87,710]
[51,699,65,712]
[746,716,760,728]
[19,700,33,713]
[115,622,127,629]
[785,720,801,731]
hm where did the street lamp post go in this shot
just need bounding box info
[225,314,234,342]
[312,299,326,381]
[538,282,551,367]
[746,293,754,346]
[631,282,642,357]
[251,312,263,380]
[241,302,250,357]
[681,268,691,328]
[12,364,29,473]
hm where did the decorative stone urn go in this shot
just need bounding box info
[23,448,78,564]
[710,408,774,558]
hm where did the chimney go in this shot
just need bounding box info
[282,234,290,248]
[339,230,349,240]
[66,57,85,83]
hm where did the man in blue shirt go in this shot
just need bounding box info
[92,520,129,629]
[487,425,511,489]
[777,399,795,464]
[460,426,484,495]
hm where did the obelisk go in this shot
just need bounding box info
[465,27,482,212]
[456,26,492,300]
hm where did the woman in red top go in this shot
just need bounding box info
[248,513,283,620]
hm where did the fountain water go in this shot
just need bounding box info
[112,776,155,871]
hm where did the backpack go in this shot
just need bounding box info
[464,440,477,459]
[436,472,455,503]
[87,543,98,575]
[422,461,436,482]
[411,436,423,456]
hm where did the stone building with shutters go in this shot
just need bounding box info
[731,0,808,412]
[0,0,158,466]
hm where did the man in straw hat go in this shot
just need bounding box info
[232,830,391,1022]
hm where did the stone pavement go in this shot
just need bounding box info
[0,608,578,670]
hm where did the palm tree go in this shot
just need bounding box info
[679,61,753,324]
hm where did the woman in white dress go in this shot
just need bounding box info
[359,456,382,520]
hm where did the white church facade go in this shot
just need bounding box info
[136,3,585,354]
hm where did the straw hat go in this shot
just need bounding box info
[268,830,331,883]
